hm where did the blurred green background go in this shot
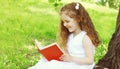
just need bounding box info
[0,0,118,69]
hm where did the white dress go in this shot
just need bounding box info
[28,31,95,69]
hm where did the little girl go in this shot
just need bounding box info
[28,2,100,69]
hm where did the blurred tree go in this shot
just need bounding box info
[94,0,120,9]
[101,0,107,5]
[81,0,93,2]
[48,0,63,11]
[96,0,107,6]
[94,7,120,69]
[108,0,120,8]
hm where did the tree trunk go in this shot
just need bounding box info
[94,7,120,69]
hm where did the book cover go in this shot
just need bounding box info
[34,39,63,61]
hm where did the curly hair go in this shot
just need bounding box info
[57,2,101,48]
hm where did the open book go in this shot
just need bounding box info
[34,39,63,61]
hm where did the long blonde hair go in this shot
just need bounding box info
[57,2,100,48]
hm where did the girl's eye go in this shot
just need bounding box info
[65,20,69,23]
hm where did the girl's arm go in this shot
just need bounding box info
[60,35,94,65]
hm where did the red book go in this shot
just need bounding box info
[34,39,63,61]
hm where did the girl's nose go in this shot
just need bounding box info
[63,22,67,27]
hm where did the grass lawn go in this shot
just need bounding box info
[0,0,118,69]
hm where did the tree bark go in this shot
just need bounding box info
[94,7,120,69]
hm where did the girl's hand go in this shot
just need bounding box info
[60,53,73,62]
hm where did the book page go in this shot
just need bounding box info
[34,39,43,50]
[42,43,57,48]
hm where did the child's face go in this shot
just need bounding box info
[61,12,81,33]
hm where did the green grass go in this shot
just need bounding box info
[0,0,118,69]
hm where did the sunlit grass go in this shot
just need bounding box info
[0,0,118,68]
